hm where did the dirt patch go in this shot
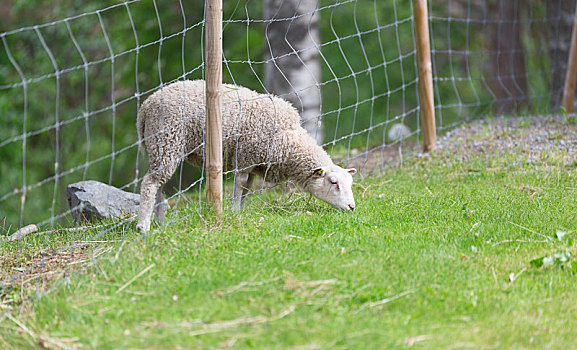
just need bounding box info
[0,245,92,308]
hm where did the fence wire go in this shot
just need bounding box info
[0,0,572,313]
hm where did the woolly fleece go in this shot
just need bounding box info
[137,80,333,186]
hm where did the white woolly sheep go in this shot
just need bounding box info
[136,80,357,233]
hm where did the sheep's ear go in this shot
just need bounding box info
[312,167,325,177]
[347,168,357,175]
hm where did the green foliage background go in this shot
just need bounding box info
[0,0,551,230]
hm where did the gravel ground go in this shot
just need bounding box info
[436,115,577,166]
[347,115,577,175]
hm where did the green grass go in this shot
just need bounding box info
[1,147,577,349]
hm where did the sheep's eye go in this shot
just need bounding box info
[329,179,339,190]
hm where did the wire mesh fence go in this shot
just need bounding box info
[0,0,573,311]
[430,0,565,132]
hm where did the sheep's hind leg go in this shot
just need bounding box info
[137,160,180,232]
[232,172,254,211]
[137,173,161,233]
[153,187,168,225]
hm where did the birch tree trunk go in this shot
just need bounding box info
[264,0,323,144]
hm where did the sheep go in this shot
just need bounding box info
[136,80,357,233]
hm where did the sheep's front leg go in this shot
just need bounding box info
[137,174,161,233]
[232,172,254,211]
[240,173,254,210]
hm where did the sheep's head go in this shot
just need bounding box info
[305,165,357,211]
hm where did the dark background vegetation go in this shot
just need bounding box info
[0,0,572,229]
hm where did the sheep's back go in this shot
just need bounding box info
[138,80,303,169]
[140,80,301,134]
[221,83,301,132]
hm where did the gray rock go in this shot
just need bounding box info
[67,181,140,223]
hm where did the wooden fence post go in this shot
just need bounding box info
[414,0,436,153]
[205,0,223,214]
[562,2,577,114]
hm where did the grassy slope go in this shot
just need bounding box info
[1,145,577,349]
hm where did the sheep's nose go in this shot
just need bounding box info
[348,204,355,211]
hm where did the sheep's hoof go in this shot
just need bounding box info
[136,222,149,234]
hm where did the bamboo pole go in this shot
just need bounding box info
[205,0,223,214]
[414,0,436,153]
[562,3,577,114]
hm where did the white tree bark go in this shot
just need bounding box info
[264,0,323,144]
